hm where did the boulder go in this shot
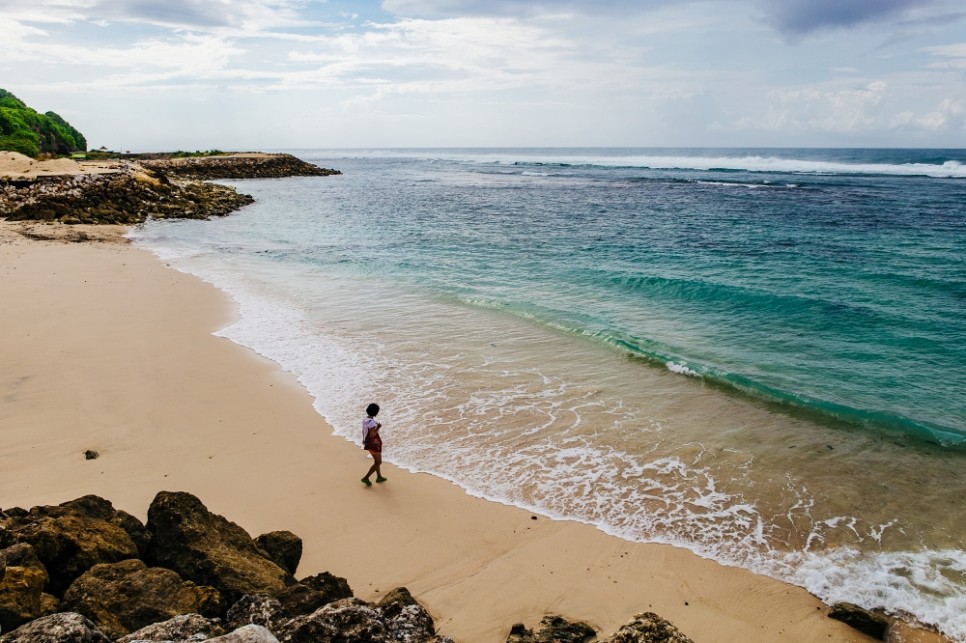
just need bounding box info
[208,624,281,642]
[828,602,889,640]
[61,558,223,639]
[0,611,110,643]
[115,613,226,642]
[378,587,439,642]
[275,593,453,643]
[276,598,387,642]
[602,612,694,643]
[505,615,596,642]
[225,594,292,634]
[255,532,302,576]
[1,496,139,596]
[273,571,353,617]
[144,491,293,606]
[0,565,46,632]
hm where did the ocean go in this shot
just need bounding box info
[129,148,966,640]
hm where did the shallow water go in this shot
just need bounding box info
[131,148,966,639]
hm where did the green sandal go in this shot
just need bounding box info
[361,478,372,486]
[376,476,388,483]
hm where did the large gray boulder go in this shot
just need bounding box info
[143,492,293,606]
[62,558,223,639]
[0,611,110,643]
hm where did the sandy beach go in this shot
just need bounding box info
[0,221,945,642]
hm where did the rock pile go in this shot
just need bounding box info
[0,492,453,642]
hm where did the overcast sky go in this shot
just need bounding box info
[2,0,965,150]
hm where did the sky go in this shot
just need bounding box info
[1,0,965,150]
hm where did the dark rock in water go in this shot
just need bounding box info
[274,571,353,617]
[255,531,302,576]
[0,611,110,643]
[225,593,292,633]
[0,497,138,596]
[115,612,226,642]
[83,450,99,460]
[602,612,694,643]
[828,602,889,640]
[61,558,224,639]
[505,615,596,642]
[144,491,293,606]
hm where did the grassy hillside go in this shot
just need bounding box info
[0,89,87,157]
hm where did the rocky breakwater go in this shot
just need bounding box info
[0,153,340,225]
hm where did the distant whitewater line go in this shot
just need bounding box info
[312,147,966,179]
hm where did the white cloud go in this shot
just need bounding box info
[917,97,965,129]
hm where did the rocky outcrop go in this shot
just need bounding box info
[61,559,223,639]
[138,154,340,180]
[0,171,254,225]
[143,491,294,606]
[0,153,339,226]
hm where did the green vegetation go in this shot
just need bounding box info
[0,89,87,157]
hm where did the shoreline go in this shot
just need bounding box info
[0,223,947,642]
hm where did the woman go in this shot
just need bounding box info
[361,402,387,486]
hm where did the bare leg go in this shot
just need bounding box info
[362,451,383,484]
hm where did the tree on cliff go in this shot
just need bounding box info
[0,89,87,157]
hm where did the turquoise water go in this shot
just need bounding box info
[132,148,966,639]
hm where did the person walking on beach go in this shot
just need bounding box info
[361,402,387,486]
